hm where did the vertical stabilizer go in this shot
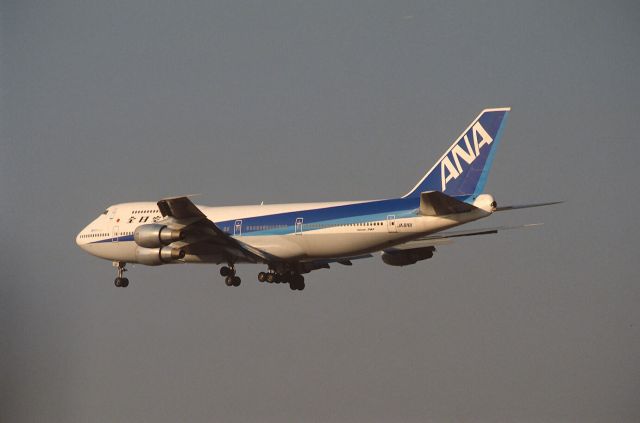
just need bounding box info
[403,107,510,200]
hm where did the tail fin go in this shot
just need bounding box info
[403,107,510,200]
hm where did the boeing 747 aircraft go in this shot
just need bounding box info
[76,107,559,291]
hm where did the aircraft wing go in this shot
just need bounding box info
[385,223,543,252]
[157,195,207,219]
[301,224,543,270]
[157,196,272,263]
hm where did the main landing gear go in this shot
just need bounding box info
[220,265,241,287]
[257,271,305,291]
[114,261,129,288]
[217,265,306,291]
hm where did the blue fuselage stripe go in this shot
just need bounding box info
[214,197,420,236]
[88,197,425,243]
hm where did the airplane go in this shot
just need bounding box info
[76,107,559,291]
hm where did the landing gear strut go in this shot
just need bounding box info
[220,264,241,287]
[113,261,129,288]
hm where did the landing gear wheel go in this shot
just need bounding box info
[258,272,267,282]
[113,262,128,287]
[220,266,231,277]
[289,274,305,291]
[266,273,275,283]
[232,276,241,287]
[225,276,234,286]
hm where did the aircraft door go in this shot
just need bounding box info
[112,226,119,242]
[234,220,242,236]
[387,215,397,233]
[295,217,303,235]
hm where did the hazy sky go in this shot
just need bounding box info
[2,1,639,422]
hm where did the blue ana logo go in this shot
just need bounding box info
[440,121,493,191]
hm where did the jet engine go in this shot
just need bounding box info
[134,224,184,248]
[381,247,435,266]
[135,246,185,266]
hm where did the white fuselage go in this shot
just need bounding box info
[76,198,490,265]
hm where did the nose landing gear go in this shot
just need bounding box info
[113,261,129,288]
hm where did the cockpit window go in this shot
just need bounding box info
[102,209,108,215]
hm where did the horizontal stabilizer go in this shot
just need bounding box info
[494,201,563,211]
[420,191,477,216]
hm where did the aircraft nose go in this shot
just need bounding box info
[76,224,90,249]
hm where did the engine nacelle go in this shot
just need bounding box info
[381,247,435,267]
[134,224,184,248]
[135,246,186,266]
[473,194,497,212]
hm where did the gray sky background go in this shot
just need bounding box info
[2,1,639,422]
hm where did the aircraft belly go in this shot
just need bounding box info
[83,241,137,262]
[242,228,440,261]
[301,232,411,258]
[182,254,251,264]
[240,235,305,260]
